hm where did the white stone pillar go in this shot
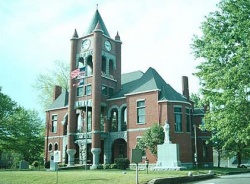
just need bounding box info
[67,149,76,166]
[90,148,101,169]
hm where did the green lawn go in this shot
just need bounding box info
[0,168,248,184]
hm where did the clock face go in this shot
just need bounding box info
[104,40,112,51]
[82,39,90,50]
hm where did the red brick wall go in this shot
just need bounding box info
[166,102,193,163]
[44,108,68,162]
[126,91,159,163]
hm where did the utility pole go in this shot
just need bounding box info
[193,124,198,168]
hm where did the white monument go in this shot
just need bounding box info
[154,121,182,170]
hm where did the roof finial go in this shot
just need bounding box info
[96,4,98,10]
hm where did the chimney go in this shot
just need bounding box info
[53,85,62,101]
[182,76,189,100]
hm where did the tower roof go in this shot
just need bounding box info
[84,10,110,37]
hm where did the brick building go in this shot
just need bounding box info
[44,9,213,169]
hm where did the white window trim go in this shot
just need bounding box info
[136,100,146,125]
[174,106,182,133]
[51,114,58,133]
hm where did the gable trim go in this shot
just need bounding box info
[158,100,191,105]
[125,89,160,97]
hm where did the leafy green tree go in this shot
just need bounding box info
[190,92,204,108]
[8,108,44,162]
[210,132,225,168]
[0,87,18,152]
[138,123,164,157]
[0,88,44,163]
[191,0,250,166]
[32,60,69,110]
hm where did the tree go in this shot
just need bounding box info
[0,87,18,152]
[8,108,44,162]
[32,60,69,110]
[190,92,204,108]
[0,88,44,163]
[138,123,164,157]
[210,132,225,168]
[191,0,250,166]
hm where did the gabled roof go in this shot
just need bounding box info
[121,70,143,84]
[84,10,110,37]
[110,67,188,102]
[47,90,68,110]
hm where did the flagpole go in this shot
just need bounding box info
[85,65,88,171]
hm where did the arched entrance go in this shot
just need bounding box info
[111,139,127,163]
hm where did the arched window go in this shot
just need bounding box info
[54,143,58,151]
[102,56,106,74]
[109,59,114,76]
[48,143,53,152]
[78,57,84,68]
[121,107,127,131]
[110,109,118,132]
[77,113,83,133]
[86,56,93,76]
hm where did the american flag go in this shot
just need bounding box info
[70,67,86,79]
[70,68,80,79]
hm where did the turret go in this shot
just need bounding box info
[67,29,79,166]
[90,22,103,169]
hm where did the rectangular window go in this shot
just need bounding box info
[85,85,92,95]
[186,108,191,132]
[87,111,92,132]
[52,115,57,133]
[102,85,107,96]
[174,106,182,132]
[137,100,145,124]
[109,87,114,96]
[77,86,83,96]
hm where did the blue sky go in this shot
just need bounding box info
[0,0,220,117]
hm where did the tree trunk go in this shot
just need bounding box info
[237,151,242,167]
[217,151,221,168]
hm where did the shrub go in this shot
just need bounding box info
[97,164,103,169]
[110,163,117,169]
[44,161,50,169]
[103,164,110,169]
[32,161,39,168]
[114,158,130,170]
[58,163,67,167]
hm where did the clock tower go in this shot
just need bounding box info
[67,9,122,168]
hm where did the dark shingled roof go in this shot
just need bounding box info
[84,10,110,37]
[47,90,68,110]
[110,67,188,102]
[193,108,205,115]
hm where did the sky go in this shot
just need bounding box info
[0,0,221,116]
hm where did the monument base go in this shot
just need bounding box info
[153,143,184,170]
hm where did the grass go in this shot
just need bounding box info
[0,168,248,184]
